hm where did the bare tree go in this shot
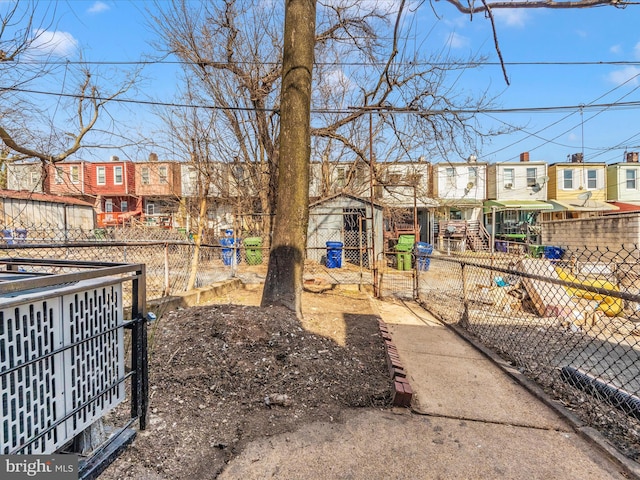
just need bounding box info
[151,0,284,241]
[153,0,631,313]
[161,83,233,290]
[0,2,138,172]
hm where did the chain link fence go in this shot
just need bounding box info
[6,223,640,461]
[417,245,640,461]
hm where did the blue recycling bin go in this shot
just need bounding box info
[415,242,433,271]
[1,229,12,244]
[220,237,241,265]
[544,246,564,260]
[14,228,27,243]
[326,241,343,268]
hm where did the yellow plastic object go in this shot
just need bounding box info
[555,267,623,317]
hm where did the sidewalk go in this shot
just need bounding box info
[219,298,638,480]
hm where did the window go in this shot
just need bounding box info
[626,169,637,189]
[70,165,80,184]
[120,201,128,212]
[114,166,123,185]
[55,167,64,184]
[407,174,422,186]
[105,199,113,212]
[388,172,401,184]
[159,166,168,184]
[97,167,106,185]
[146,203,155,215]
[141,167,150,185]
[526,168,537,187]
[468,167,477,185]
[446,167,455,186]
[586,169,597,189]
[29,172,38,186]
[503,168,514,188]
[336,167,345,187]
[563,169,573,189]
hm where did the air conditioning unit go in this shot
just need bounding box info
[504,183,513,189]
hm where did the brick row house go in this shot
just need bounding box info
[5,151,640,248]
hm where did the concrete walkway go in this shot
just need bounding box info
[219,298,638,480]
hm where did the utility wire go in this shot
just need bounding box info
[3,85,640,115]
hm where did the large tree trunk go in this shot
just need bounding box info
[261,0,316,317]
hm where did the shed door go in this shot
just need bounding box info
[343,208,368,267]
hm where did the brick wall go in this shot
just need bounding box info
[541,213,640,251]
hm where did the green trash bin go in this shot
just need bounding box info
[395,235,415,271]
[244,237,263,265]
[528,245,545,258]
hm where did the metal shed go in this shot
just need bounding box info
[0,189,95,240]
[307,193,384,267]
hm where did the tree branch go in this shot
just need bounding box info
[442,0,627,14]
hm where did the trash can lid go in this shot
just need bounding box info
[244,237,262,246]
[326,241,343,247]
[398,234,415,244]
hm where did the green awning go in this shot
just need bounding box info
[483,200,554,213]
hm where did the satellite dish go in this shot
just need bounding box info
[577,191,592,200]
[536,176,549,185]
[466,182,475,190]
[577,190,593,206]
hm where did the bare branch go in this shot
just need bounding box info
[442,0,627,14]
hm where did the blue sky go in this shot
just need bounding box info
[9,0,640,165]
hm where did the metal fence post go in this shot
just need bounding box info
[130,265,148,430]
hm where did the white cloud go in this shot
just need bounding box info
[446,32,470,50]
[634,41,640,59]
[609,44,621,55]
[87,1,110,14]
[30,29,78,58]
[607,66,640,88]
[493,9,528,28]
[324,69,352,90]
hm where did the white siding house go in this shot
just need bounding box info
[607,154,640,202]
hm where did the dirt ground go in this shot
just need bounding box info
[100,285,393,480]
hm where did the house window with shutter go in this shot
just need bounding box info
[586,169,597,189]
[563,169,573,189]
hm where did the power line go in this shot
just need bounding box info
[3,85,640,115]
[4,59,640,68]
